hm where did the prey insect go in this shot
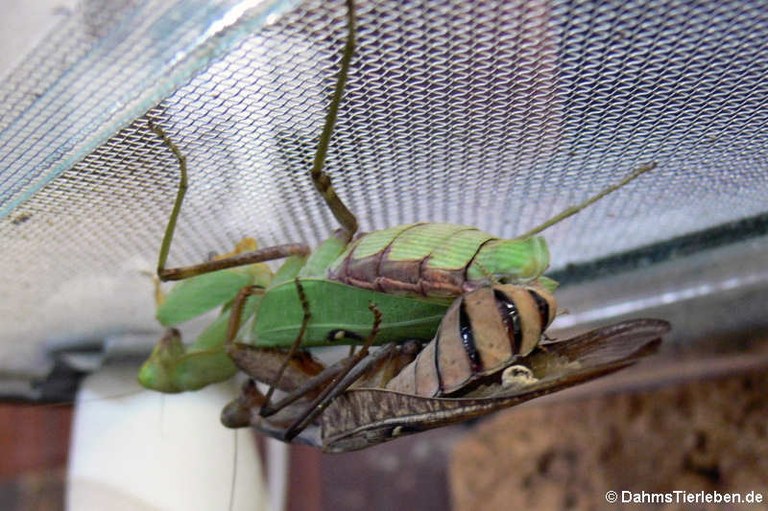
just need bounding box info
[139,0,667,451]
[227,318,668,452]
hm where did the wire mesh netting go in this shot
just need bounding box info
[0,0,767,396]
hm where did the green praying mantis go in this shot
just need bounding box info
[138,0,669,452]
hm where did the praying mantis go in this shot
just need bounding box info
[138,0,669,451]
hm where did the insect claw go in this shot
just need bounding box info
[500,364,537,389]
[367,301,383,320]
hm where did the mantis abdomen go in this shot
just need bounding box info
[327,223,550,297]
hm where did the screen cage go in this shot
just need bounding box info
[2,0,768,509]
[0,0,766,405]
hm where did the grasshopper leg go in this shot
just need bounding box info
[236,339,399,442]
[222,283,391,438]
[223,341,400,441]
[220,278,322,417]
[222,283,322,423]
[228,298,387,441]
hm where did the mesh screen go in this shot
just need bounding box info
[1,0,767,393]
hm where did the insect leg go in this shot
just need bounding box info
[159,244,309,281]
[257,278,315,412]
[309,0,359,242]
[515,162,657,239]
[148,120,310,282]
[282,303,384,441]
[222,288,270,361]
[259,340,397,418]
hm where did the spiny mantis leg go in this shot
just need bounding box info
[221,283,310,415]
[252,341,399,443]
[309,0,359,242]
[223,278,361,422]
[223,277,388,441]
[282,303,383,441]
[148,119,310,281]
[255,277,382,418]
[259,278,314,411]
[515,162,657,240]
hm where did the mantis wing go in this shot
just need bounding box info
[156,266,266,326]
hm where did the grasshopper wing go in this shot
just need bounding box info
[321,319,669,452]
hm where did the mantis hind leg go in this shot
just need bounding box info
[308,0,359,242]
[148,120,310,282]
[150,0,358,280]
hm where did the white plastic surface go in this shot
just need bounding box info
[68,365,269,511]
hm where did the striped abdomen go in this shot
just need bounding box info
[385,284,556,397]
[327,223,549,298]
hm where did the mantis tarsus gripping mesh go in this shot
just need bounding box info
[0,0,766,397]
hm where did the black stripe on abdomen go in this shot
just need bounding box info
[459,300,483,372]
[527,288,550,327]
[493,289,523,354]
